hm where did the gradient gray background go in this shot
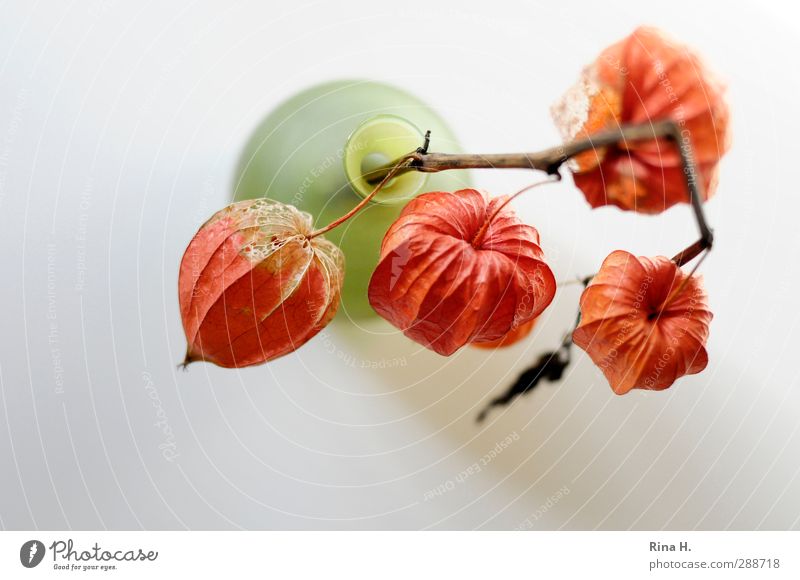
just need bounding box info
[2,0,799,529]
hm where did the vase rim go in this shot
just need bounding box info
[343,113,428,205]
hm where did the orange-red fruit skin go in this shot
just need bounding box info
[551,26,731,214]
[368,189,556,356]
[572,250,712,395]
[178,199,343,368]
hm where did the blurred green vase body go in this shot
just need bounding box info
[233,80,470,319]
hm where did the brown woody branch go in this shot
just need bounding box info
[366,119,713,267]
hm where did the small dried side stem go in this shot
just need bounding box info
[307,154,416,239]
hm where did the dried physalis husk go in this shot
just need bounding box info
[551,26,731,213]
[572,250,712,394]
[179,198,343,368]
[369,189,556,356]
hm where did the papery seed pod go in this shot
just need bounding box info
[179,199,343,368]
[551,26,731,213]
[572,250,712,394]
[368,189,556,356]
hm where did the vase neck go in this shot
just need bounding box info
[343,114,428,204]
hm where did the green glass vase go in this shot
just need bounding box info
[232,80,470,319]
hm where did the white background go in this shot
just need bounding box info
[1,0,799,530]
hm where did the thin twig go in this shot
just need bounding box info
[471,174,560,247]
[307,153,416,239]
[657,248,710,316]
[366,120,677,180]
[659,122,714,265]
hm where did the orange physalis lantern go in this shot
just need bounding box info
[369,189,556,355]
[551,26,731,213]
[178,199,344,368]
[572,250,712,394]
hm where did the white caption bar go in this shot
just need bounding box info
[1,531,797,579]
